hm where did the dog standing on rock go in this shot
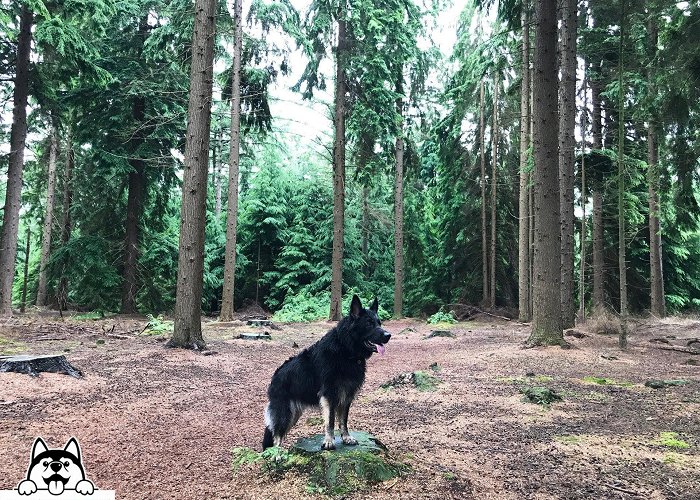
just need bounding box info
[262,295,391,451]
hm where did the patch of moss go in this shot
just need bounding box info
[73,311,116,321]
[442,472,457,481]
[555,435,583,445]
[582,376,633,387]
[306,416,324,426]
[656,432,690,450]
[663,452,686,465]
[520,386,562,406]
[0,336,25,355]
[381,371,440,392]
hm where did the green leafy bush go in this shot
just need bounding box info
[427,310,457,324]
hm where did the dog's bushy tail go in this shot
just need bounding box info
[262,427,274,450]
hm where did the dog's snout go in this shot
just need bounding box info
[50,462,62,472]
[383,332,391,342]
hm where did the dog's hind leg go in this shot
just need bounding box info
[337,402,358,445]
[319,396,336,450]
[263,400,294,450]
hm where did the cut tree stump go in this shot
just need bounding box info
[0,354,82,378]
[238,332,271,340]
[424,330,455,339]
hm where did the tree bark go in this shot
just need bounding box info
[169,0,217,349]
[393,74,405,319]
[518,4,531,322]
[527,0,563,346]
[591,80,605,310]
[480,80,488,305]
[20,227,30,313]
[490,76,498,310]
[57,127,74,313]
[329,11,348,321]
[617,0,628,348]
[647,17,665,318]
[121,96,146,314]
[219,0,243,322]
[0,6,33,315]
[213,132,222,219]
[37,123,59,306]
[579,76,588,322]
[558,0,577,329]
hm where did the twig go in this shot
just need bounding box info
[31,337,68,342]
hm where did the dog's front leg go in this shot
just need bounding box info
[319,396,336,450]
[338,402,358,445]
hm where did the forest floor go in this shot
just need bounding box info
[1,311,699,499]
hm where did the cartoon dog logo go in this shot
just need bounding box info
[17,438,94,496]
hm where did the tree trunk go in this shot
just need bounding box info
[591,80,605,310]
[213,132,222,219]
[529,69,535,315]
[527,0,563,346]
[121,96,147,314]
[480,80,488,305]
[647,18,665,318]
[490,76,498,310]
[57,127,74,313]
[393,74,405,319]
[558,0,577,329]
[0,6,33,315]
[617,0,628,349]
[579,77,588,322]
[518,4,531,322]
[329,12,348,321]
[20,227,30,313]
[37,123,59,306]
[169,0,217,349]
[219,0,243,322]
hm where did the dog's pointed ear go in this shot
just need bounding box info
[370,298,378,313]
[32,438,48,460]
[64,438,81,462]
[350,295,362,317]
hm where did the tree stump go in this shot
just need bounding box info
[238,332,271,340]
[0,354,82,378]
[289,431,406,496]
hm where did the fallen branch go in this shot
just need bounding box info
[651,345,700,356]
[606,483,639,496]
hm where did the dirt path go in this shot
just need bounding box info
[1,315,699,499]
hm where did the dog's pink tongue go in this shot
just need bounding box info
[48,480,64,495]
[377,344,385,355]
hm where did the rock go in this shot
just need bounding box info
[564,329,587,338]
[600,353,619,360]
[683,359,699,366]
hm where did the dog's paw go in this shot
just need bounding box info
[342,435,358,446]
[321,437,336,450]
[18,480,37,495]
[75,480,95,495]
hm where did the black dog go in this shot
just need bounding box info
[262,295,391,450]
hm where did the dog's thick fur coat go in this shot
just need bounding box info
[262,295,390,450]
